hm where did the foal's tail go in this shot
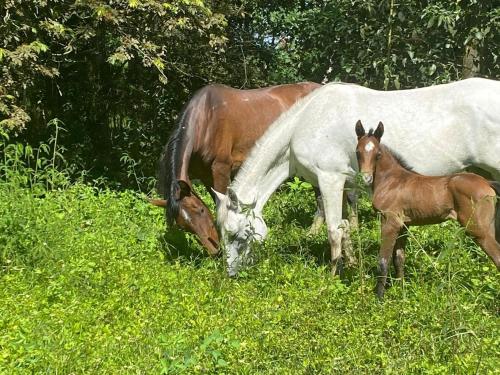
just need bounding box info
[490,181,500,242]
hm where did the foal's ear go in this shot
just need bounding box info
[176,180,192,199]
[355,120,365,139]
[374,121,384,141]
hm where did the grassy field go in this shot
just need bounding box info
[0,146,499,374]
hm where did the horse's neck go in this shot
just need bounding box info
[233,149,291,213]
[373,149,413,191]
[231,124,296,213]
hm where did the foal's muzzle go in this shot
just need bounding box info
[362,173,373,185]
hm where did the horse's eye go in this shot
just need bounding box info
[355,150,361,158]
[376,152,382,159]
[200,208,205,214]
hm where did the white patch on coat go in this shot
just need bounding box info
[181,209,192,223]
[365,141,375,152]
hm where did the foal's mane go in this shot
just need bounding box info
[381,144,414,172]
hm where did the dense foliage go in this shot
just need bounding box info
[0,139,499,373]
[1,0,499,186]
[1,2,499,372]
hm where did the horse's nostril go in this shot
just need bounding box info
[208,237,219,249]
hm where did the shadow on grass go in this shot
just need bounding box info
[157,227,221,269]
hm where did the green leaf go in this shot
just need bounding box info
[30,41,49,53]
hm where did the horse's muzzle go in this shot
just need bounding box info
[362,173,373,185]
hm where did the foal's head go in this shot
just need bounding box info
[355,120,384,185]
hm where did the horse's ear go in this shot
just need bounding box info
[176,180,192,199]
[211,188,226,207]
[355,120,365,139]
[374,121,384,141]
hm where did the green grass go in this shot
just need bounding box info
[0,148,499,373]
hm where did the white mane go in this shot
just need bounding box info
[231,85,330,204]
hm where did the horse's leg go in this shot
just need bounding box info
[308,187,325,235]
[346,185,359,230]
[459,198,500,270]
[475,235,500,270]
[341,189,357,266]
[464,221,500,270]
[317,173,347,276]
[393,228,408,280]
[377,217,402,300]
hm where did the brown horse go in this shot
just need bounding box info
[355,120,500,299]
[155,82,321,255]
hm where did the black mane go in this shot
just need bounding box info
[157,99,195,224]
[381,144,414,172]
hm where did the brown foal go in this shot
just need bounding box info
[355,120,500,299]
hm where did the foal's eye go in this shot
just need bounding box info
[200,208,205,214]
[376,152,382,159]
[355,150,360,158]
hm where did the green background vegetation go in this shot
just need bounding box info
[1,0,499,373]
[0,133,499,373]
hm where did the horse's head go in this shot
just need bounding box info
[355,120,384,185]
[213,188,268,276]
[152,180,219,255]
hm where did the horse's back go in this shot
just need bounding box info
[200,82,320,141]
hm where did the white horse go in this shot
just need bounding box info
[213,78,500,276]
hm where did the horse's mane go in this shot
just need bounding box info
[232,85,325,194]
[158,89,205,224]
[381,144,414,172]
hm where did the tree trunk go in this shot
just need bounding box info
[462,42,480,78]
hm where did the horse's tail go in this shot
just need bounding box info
[490,181,500,242]
[158,93,202,225]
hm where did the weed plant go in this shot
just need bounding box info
[0,134,498,373]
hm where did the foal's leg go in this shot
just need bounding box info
[318,173,347,276]
[459,198,500,270]
[476,235,500,270]
[377,217,402,300]
[393,228,408,280]
[308,186,325,235]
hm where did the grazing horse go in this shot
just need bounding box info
[355,121,500,299]
[155,82,321,255]
[214,78,500,277]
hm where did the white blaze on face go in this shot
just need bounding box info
[181,209,192,223]
[364,141,375,152]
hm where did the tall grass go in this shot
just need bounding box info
[0,133,498,373]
